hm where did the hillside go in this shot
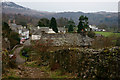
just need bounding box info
[2,2,54,17]
[2,2,118,28]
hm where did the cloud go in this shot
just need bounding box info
[5,0,120,2]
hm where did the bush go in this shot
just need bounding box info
[2,50,17,75]
[48,48,120,79]
[92,36,116,49]
[32,39,53,53]
[116,37,120,46]
[8,59,17,69]
[9,31,20,49]
[2,22,20,49]
[24,42,120,79]
[87,31,95,38]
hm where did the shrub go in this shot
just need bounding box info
[116,37,120,46]
[87,31,95,38]
[2,22,20,49]
[9,31,20,49]
[48,48,120,79]
[32,39,53,53]
[8,58,17,69]
[2,50,17,75]
[92,36,116,49]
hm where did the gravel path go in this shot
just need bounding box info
[13,46,25,64]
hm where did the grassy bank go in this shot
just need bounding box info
[95,31,120,37]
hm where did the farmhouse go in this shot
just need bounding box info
[89,25,106,32]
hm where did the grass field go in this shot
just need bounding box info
[95,32,120,37]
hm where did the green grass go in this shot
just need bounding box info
[95,31,120,37]
[26,61,38,67]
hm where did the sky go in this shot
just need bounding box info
[2,0,120,13]
[3,0,120,2]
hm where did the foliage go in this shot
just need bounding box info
[9,31,20,49]
[20,46,32,59]
[77,15,89,33]
[21,46,32,53]
[116,37,120,46]
[50,17,58,33]
[92,36,116,49]
[37,18,50,27]
[2,22,20,49]
[87,31,95,38]
[2,22,11,38]
[2,50,17,75]
[3,11,118,28]
[68,25,74,32]
[23,44,120,79]
[8,58,17,69]
[67,19,75,32]
[27,47,119,79]
[49,48,120,79]
[32,39,53,53]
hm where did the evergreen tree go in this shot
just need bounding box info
[68,25,74,32]
[77,15,89,33]
[67,19,75,32]
[50,17,58,33]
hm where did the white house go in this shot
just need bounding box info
[19,29,29,39]
[32,35,41,40]
[19,28,29,44]
[89,25,106,32]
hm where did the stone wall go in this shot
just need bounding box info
[41,33,93,46]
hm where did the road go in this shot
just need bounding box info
[13,38,31,64]
[13,46,25,64]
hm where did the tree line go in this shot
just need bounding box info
[37,15,90,33]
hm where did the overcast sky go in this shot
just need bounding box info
[3,0,120,13]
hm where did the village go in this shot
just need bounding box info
[2,9,120,80]
[2,1,120,79]
[8,19,106,46]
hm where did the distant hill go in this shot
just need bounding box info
[2,2,54,17]
[2,2,118,29]
[50,12,118,27]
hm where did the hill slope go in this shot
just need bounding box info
[2,2,118,28]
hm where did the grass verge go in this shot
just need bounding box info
[95,31,120,37]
